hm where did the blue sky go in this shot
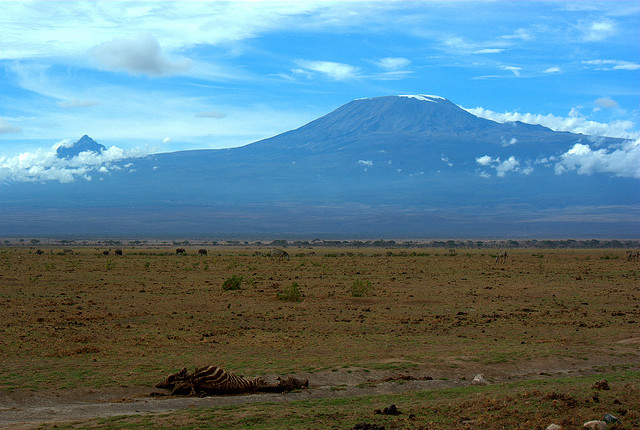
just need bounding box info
[1,0,639,162]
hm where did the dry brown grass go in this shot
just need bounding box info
[1,247,638,396]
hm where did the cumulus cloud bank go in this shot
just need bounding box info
[554,139,640,178]
[0,141,147,183]
[464,106,638,139]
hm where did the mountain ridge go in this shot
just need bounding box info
[1,95,637,238]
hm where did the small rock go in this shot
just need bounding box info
[583,421,607,430]
[471,374,488,385]
[546,424,562,430]
[603,413,619,424]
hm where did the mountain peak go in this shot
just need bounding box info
[56,135,106,159]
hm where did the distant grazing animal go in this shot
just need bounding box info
[35,249,44,255]
[63,249,73,255]
[176,248,186,255]
[115,249,123,256]
[627,250,639,262]
[269,248,290,261]
[198,249,208,256]
[155,365,308,396]
[103,250,110,255]
[495,250,507,263]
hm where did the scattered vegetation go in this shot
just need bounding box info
[222,275,243,290]
[277,283,303,302]
[350,278,372,297]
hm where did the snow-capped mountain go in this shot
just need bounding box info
[1,95,638,237]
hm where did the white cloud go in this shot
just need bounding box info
[358,160,373,170]
[495,156,520,177]
[162,137,171,144]
[501,28,533,41]
[464,106,638,139]
[554,139,640,178]
[581,20,617,41]
[543,67,561,73]
[440,155,453,167]
[501,66,522,77]
[196,111,227,118]
[375,57,410,70]
[0,117,21,134]
[473,48,503,54]
[0,141,148,183]
[502,137,518,147]
[582,59,640,71]
[295,60,359,80]
[0,2,358,60]
[475,155,531,177]
[594,97,619,110]
[56,99,100,108]
[89,34,192,76]
[475,155,493,166]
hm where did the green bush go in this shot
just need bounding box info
[277,283,303,302]
[351,278,371,297]
[222,275,243,291]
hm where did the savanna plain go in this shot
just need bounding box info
[0,246,638,429]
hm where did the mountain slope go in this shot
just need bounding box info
[1,95,637,237]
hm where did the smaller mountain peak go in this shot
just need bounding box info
[56,135,106,159]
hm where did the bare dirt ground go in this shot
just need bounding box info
[3,359,638,429]
[1,247,638,428]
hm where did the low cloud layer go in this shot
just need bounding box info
[476,155,532,177]
[0,141,147,183]
[477,138,640,179]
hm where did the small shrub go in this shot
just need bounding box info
[351,278,371,297]
[277,283,303,302]
[222,275,243,291]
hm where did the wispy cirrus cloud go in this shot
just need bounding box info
[0,117,21,134]
[56,98,100,109]
[580,20,617,41]
[375,57,411,70]
[294,60,359,80]
[196,111,227,119]
[582,59,640,70]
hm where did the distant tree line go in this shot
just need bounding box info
[3,238,639,249]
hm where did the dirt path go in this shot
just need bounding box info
[3,357,637,429]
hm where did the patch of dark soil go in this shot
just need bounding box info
[374,404,401,415]
[351,423,386,430]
